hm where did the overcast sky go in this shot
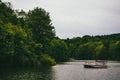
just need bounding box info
[2,0,120,39]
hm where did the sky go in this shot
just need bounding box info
[2,0,120,39]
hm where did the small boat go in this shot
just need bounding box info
[84,60,107,68]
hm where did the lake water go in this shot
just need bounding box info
[0,61,120,80]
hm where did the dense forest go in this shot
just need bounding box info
[64,34,120,60]
[0,0,120,67]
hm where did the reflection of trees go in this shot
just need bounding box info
[0,67,55,80]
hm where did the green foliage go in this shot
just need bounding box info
[76,42,95,59]
[109,41,120,60]
[95,43,107,60]
[49,39,69,62]
[64,34,120,61]
[0,1,18,24]
[0,1,57,67]
[26,7,55,44]
[40,54,56,66]
[0,22,28,66]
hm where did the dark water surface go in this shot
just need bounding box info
[0,61,120,80]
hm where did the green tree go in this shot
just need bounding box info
[95,44,107,60]
[109,41,120,60]
[49,39,69,62]
[26,7,55,45]
[0,1,18,24]
[0,22,28,66]
[40,54,56,66]
[76,42,96,60]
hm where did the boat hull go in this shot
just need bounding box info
[84,64,107,68]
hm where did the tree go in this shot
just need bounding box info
[95,44,107,60]
[49,39,69,62]
[109,41,120,60]
[0,1,18,25]
[26,7,55,44]
[0,22,28,66]
[76,42,96,60]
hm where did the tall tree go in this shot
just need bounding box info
[26,7,55,44]
[49,39,69,62]
[0,1,18,24]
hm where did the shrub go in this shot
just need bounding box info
[40,54,56,66]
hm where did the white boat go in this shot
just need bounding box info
[84,60,107,68]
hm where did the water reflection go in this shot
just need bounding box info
[0,67,55,80]
[0,61,120,80]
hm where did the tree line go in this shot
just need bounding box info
[64,34,120,61]
[0,0,120,67]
